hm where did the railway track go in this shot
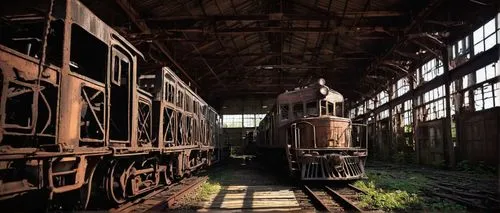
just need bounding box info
[303,184,367,212]
[110,176,208,212]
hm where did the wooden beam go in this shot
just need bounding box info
[145,26,400,34]
[193,53,371,60]
[244,65,330,69]
[292,0,405,19]
[145,12,406,22]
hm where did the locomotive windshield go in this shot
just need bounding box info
[277,79,346,122]
[296,99,343,118]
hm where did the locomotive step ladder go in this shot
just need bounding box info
[286,144,298,173]
[286,122,306,175]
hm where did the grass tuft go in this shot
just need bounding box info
[195,180,222,201]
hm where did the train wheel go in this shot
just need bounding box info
[106,160,133,204]
[138,158,160,190]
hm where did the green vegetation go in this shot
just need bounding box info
[355,181,421,210]
[391,151,416,164]
[195,180,222,201]
[456,160,497,175]
[194,167,232,201]
[354,171,466,212]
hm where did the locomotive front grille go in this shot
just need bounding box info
[300,154,365,180]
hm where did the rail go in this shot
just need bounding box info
[302,184,366,212]
[325,186,365,212]
[109,176,208,212]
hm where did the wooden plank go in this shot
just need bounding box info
[199,184,301,211]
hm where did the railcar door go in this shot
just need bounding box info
[109,47,132,143]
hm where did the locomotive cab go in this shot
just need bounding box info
[274,79,368,180]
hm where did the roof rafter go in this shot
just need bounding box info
[145,11,406,22]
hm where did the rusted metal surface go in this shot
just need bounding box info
[0,0,226,209]
[294,117,351,148]
[302,185,331,211]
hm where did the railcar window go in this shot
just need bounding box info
[327,102,334,116]
[335,102,343,117]
[320,100,327,115]
[120,59,129,85]
[193,101,198,114]
[177,89,184,107]
[1,1,40,53]
[0,21,42,57]
[306,101,318,116]
[0,18,63,66]
[293,103,304,118]
[164,108,175,144]
[280,104,289,120]
[112,56,120,85]
[166,82,175,103]
[70,24,107,82]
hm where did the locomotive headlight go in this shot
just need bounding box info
[318,78,326,86]
[319,87,328,96]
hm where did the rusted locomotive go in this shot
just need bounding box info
[0,0,225,209]
[256,79,367,180]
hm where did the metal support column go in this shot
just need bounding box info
[442,47,455,168]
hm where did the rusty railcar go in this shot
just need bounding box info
[0,0,224,209]
[256,79,368,180]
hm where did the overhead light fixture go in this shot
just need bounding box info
[262,105,268,109]
[263,66,273,70]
